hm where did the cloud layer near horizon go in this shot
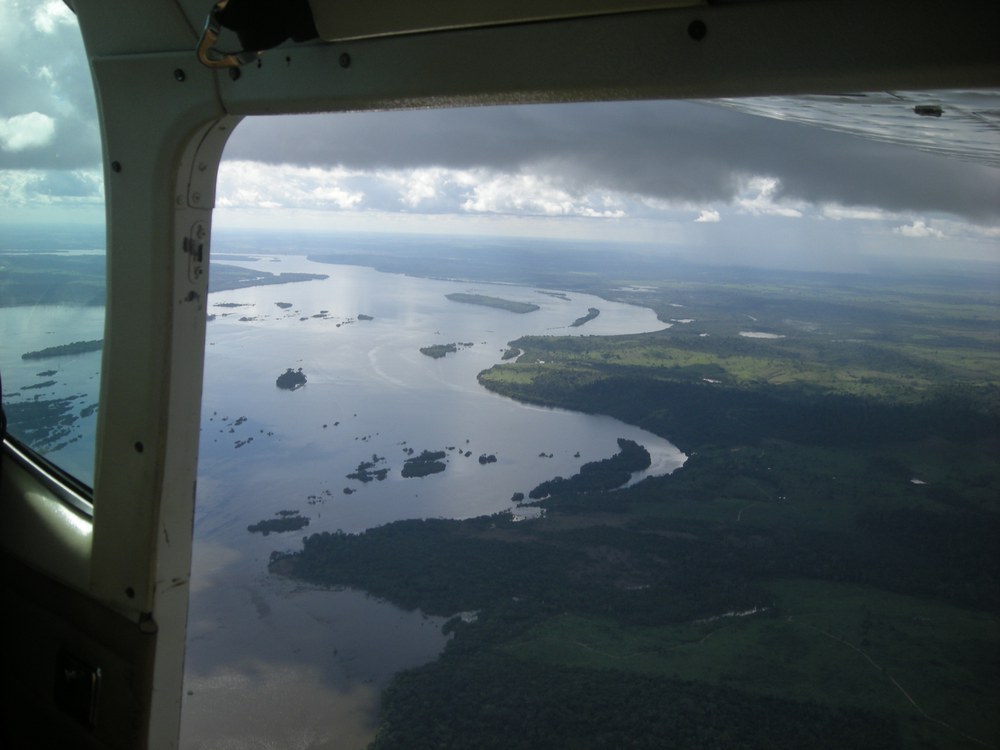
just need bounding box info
[1,0,999,266]
[224,101,1000,222]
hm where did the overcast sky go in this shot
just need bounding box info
[2,0,999,271]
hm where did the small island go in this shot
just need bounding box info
[420,343,457,359]
[445,292,540,314]
[420,342,473,359]
[357,314,374,321]
[21,380,56,391]
[247,510,309,536]
[529,438,650,499]
[208,264,328,293]
[276,368,307,391]
[570,307,601,327]
[478,454,497,465]
[401,450,447,478]
[347,455,389,483]
[275,302,293,309]
[501,347,521,361]
[22,339,103,360]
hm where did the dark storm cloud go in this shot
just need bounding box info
[5,1,996,221]
[225,101,1000,221]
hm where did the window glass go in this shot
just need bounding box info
[0,1,105,486]
[183,96,1000,748]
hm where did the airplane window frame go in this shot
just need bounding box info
[2,0,994,747]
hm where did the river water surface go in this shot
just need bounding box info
[182,254,687,748]
[11,252,685,749]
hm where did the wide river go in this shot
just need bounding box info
[180,254,688,749]
[4,252,687,749]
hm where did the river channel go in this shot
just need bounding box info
[174,254,685,749]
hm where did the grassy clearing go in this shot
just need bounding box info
[500,578,999,749]
[488,331,1000,403]
[488,272,1000,411]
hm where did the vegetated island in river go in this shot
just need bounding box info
[22,339,103,360]
[21,380,56,391]
[420,342,473,359]
[445,292,540,314]
[247,510,309,535]
[570,307,601,327]
[208,264,328,292]
[401,450,447,478]
[529,437,650,499]
[348,455,389,482]
[276,368,306,390]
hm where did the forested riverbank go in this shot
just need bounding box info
[273,269,1000,750]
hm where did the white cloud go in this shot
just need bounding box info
[389,167,449,208]
[32,1,75,34]
[935,220,1000,240]
[893,220,944,239]
[373,166,485,210]
[462,173,568,215]
[209,158,1000,269]
[0,169,32,204]
[821,204,895,222]
[0,112,56,152]
[216,160,633,219]
[735,176,803,218]
[0,167,103,206]
[217,161,363,210]
[309,184,363,208]
[461,171,624,218]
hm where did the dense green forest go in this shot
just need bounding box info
[274,266,1000,750]
[570,307,601,327]
[528,437,650,499]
